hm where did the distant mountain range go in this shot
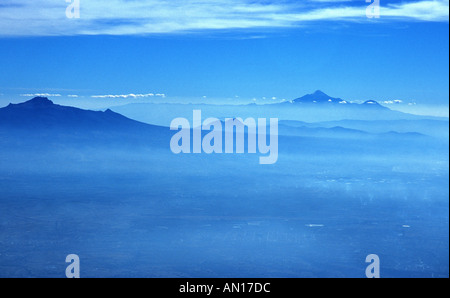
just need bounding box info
[0,96,439,139]
[0,96,446,162]
[111,90,440,126]
[290,90,385,108]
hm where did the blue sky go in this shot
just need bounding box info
[0,0,448,116]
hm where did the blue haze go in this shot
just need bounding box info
[0,96,448,277]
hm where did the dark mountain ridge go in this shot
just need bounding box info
[0,97,157,132]
[0,97,170,150]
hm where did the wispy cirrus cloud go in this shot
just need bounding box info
[0,0,448,36]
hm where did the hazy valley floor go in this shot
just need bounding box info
[0,140,448,277]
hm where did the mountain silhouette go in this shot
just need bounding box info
[290,90,386,110]
[0,97,159,132]
[0,97,170,149]
[293,90,346,104]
